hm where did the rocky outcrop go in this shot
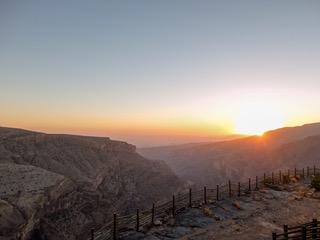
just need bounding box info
[0,127,182,240]
[0,163,65,197]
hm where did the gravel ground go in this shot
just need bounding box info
[121,180,320,240]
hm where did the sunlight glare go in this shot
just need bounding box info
[233,101,285,135]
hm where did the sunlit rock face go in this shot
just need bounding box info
[0,127,181,240]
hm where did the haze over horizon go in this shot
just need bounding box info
[1,1,320,146]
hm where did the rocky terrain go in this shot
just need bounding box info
[120,179,320,240]
[0,127,182,240]
[1,124,320,240]
[138,123,320,187]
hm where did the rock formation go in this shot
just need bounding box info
[0,127,181,240]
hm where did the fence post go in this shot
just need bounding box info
[91,229,94,240]
[314,165,316,176]
[113,213,117,240]
[204,186,207,204]
[272,172,274,185]
[216,185,219,201]
[255,176,258,190]
[238,182,241,197]
[228,180,232,197]
[284,225,288,240]
[312,218,318,239]
[307,166,310,177]
[272,232,277,240]
[151,203,155,225]
[279,171,282,184]
[172,195,175,216]
[264,173,266,185]
[302,226,307,240]
[288,169,290,177]
[302,168,305,179]
[136,209,140,231]
[248,178,251,192]
[189,188,192,207]
[295,167,297,177]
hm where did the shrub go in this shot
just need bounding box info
[311,176,320,191]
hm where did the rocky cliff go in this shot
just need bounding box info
[0,127,182,240]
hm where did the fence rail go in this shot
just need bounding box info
[272,219,319,240]
[90,166,319,240]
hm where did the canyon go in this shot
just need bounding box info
[0,127,181,240]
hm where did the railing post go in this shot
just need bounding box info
[113,213,117,240]
[286,169,290,184]
[255,176,258,190]
[238,182,241,197]
[302,168,305,179]
[264,173,266,185]
[314,165,316,176]
[228,180,232,197]
[91,228,94,240]
[248,178,251,192]
[295,167,297,177]
[312,218,318,239]
[272,232,277,240]
[284,224,288,240]
[189,188,192,207]
[204,186,207,204]
[172,195,175,216]
[136,209,140,231]
[272,172,274,185]
[307,166,310,177]
[151,203,155,225]
[302,226,307,240]
[216,185,219,201]
[279,171,282,184]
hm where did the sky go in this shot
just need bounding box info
[1,1,320,146]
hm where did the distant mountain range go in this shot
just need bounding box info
[0,127,181,240]
[138,123,320,187]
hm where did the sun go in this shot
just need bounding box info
[233,101,285,136]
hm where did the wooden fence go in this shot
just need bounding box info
[272,219,319,239]
[90,166,319,240]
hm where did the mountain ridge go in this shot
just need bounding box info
[138,122,320,187]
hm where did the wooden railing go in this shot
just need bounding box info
[90,166,319,240]
[272,219,319,240]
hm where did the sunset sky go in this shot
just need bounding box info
[1,1,320,146]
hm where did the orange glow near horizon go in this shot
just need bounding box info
[1,111,318,147]
[0,101,313,139]
[2,87,319,146]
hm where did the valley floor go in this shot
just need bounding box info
[121,180,320,240]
